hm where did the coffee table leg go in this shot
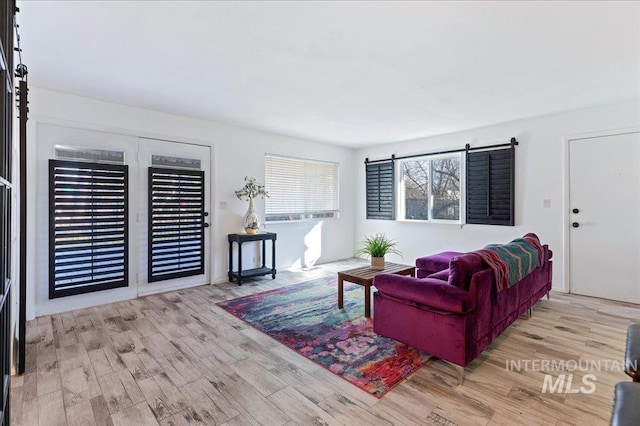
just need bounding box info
[364,283,371,318]
[338,276,344,309]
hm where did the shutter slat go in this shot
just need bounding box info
[55,276,125,290]
[54,223,125,233]
[55,253,125,267]
[54,247,123,260]
[53,241,126,254]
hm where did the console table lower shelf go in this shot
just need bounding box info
[228,267,276,283]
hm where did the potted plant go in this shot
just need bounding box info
[354,233,402,270]
[235,176,269,234]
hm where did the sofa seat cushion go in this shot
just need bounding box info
[416,251,463,273]
[374,275,475,314]
[428,268,450,281]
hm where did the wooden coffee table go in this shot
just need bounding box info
[338,262,415,318]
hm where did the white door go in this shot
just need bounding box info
[137,138,212,296]
[569,131,640,303]
[35,124,140,314]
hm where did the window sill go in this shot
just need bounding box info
[397,218,463,225]
[265,212,340,224]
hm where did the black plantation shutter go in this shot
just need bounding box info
[466,147,515,226]
[366,161,395,220]
[148,167,205,282]
[49,160,128,298]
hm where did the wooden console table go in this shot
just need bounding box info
[228,232,277,285]
[337,262,415,318]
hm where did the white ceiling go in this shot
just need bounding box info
[17,1,640,148]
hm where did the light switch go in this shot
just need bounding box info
[543,199,551,208]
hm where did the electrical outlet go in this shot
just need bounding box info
[219,201,227,209]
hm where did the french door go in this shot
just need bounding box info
[36,124,212,314]
[137,138,211,295]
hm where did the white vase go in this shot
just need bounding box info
[243,197,260,234]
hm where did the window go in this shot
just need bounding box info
[265,155,339,222]
[400,154,462,222]
[49,159,128,298]
[365,139,516,226]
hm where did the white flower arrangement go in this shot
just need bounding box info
[235,176,269,200]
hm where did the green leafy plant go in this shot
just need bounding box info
[235,176,269,200]
[354,233,402,258]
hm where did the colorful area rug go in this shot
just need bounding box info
[217,276,430,398]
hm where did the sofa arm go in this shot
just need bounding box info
[373,274,476,314]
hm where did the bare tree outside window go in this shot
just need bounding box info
[402,156,461,221]
[403,160,429,220]
[431,158,460,220]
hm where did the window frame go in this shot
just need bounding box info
[398,152,464,224]
[264,154,340,224]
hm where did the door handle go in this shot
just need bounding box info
[572,222,579,228]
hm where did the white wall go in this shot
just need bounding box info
[27,87,356,318]
[354,100,640,291]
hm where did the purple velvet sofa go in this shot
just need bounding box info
[372,234,552,381]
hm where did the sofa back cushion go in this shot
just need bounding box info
[448,254,485,290]
[415,251,463,274]
[374,275,476,314]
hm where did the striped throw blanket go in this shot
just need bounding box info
[472,236,544,292]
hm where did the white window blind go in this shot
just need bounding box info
[265,155,339,221]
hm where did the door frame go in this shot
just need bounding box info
[562,126,640,294]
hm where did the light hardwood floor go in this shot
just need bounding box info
[10,259,639,426]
